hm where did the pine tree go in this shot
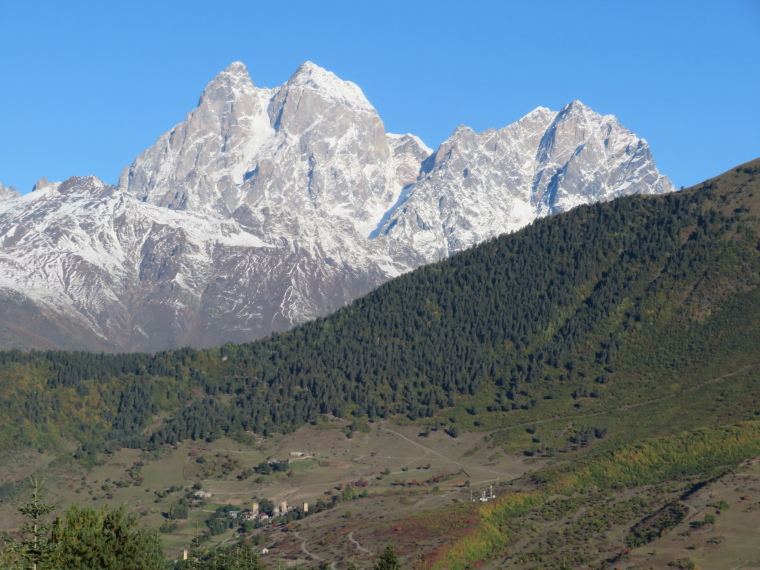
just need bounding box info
[17,477,55,570]
[373,545,401,570]
[48,504,164,569]
[229,541,263,569]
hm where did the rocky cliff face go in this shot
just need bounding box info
[0,62,674,351]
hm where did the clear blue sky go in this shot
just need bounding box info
[1,0,758,193]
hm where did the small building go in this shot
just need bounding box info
[273,500,289,517]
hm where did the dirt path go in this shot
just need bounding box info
[379,424,507,478]
[293,530,337,569]
[618,363,757,410]
[348,530,372,554]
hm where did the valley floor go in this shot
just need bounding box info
[0,418,544,567]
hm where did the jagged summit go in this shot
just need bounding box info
[281,61,375,112]
[526,105,554,116]
[561,99,592,112]
[33,177,53,192]
[387,133,432,153]
[375,100,674,263]
[198,61,256,106]
[121,60,276,214]
[0,184,19,202]
[224,60,249,75]
[0,61,676,351]
[551,100,627,137]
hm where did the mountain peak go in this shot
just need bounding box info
[199,61,256,105]
[291,60,337,81]
[559,100,594,116]
[282,61,374,112]
[551,100,620,132]
[57,175,107,194]
[556,100,619,124]
[566,99,589,109]
[33,176,52,192]
[295,60,322,74]
[526,105,552,115]
[224,61,248,76]
[0,183,20,202]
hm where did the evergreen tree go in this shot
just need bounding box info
[48,505,164,570]
[373,545,401,570]
[182,527,204,570]
[228,541,263,569]
[17,477,55,570]
[0,538,22,570]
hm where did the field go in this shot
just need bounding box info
[6,384,760,568]
[0,417,542,566]
[5,415,760,568]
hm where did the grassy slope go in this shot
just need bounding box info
[1,159,760,567]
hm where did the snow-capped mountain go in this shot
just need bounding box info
[376,102,673,265]
[0,62,674,351]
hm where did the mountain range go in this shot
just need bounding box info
[0,62,674,352]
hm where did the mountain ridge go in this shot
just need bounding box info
[0,61,674,351]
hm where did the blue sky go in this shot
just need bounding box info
[1,0,758,193]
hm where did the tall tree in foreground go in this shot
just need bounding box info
[48,504,165,570]
[17,478,55,570]
[0,482,166,570]
[176,539,263,569]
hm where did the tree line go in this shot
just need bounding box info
[0,173,757,456]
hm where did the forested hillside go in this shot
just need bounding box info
[0,159,758,457]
